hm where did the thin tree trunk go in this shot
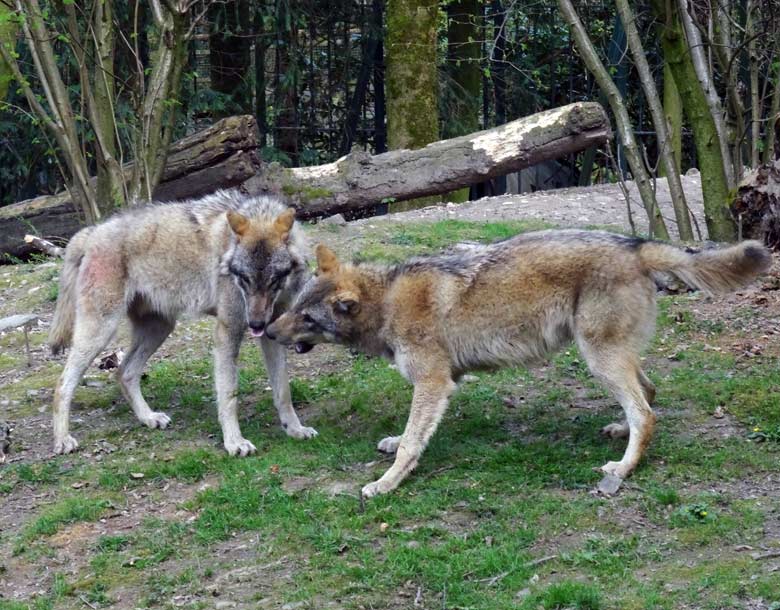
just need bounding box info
[711,1,745,174]
[373,0,387,155]
[558,0,670,239]
[763,66,780,164]
[746,0,761,168]
[616,0,693,240]
[662,63,683,176]
[340,10,381,155]
[446,0,481,202]
[677,0,736,188]
[654,0,736,241]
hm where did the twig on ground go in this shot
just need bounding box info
[79,596,98,610]
[476,570,511,586]
[752,550,780,560]
[525,554,557,568]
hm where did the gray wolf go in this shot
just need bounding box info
[266,230,770,497]
[49,190,317,456]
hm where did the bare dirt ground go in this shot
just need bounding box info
[356,173,707,240]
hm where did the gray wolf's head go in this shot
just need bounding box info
[224,208,308,337]
[266,244,362,353]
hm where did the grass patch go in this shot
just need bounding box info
[356,218,554,262]
[20,496,111,544]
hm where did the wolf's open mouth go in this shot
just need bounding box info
[294,342,314,354]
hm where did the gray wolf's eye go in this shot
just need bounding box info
[302,313,316,327]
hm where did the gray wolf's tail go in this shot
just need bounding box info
[638,240,772,294]
[50,228,91,355]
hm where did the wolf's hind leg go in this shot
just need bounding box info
[600,369,655,439]
[214,319,255,456]
[258,337,318,440]
[581,345,656,479]
[53,312,121,454]
[118,314,175,429]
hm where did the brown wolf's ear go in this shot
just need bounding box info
[334,291,360,315]
[316,244,340,274]
[274,208,296,242]
[227,211,250,237]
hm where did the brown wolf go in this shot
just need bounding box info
[49,190,317,456]
[266,230,770,497]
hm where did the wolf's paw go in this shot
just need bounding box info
[377,436,401,454]
[224,437,257,457]
[284,423,319,440]
[143,412,172,429]
[598,460,632,479]
[54,435,79,454]
[600,422,629,439]
[361,478,393,499]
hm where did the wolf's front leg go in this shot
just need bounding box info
[214,320,256,456]
[362,374,456,498]
[259,337,318,440]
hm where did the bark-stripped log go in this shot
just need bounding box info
[247,102,611,218]
[1,103,610,259]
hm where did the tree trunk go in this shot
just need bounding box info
[386,0,440,210]
[676,0,736,188]
[558,0,670,240]
[654,0,736,241]
[662,63,682,176]
[209,0,252,115]
[763,67,780,164]
[746,0,761,168]
[273,0,299,164]
[615,0,693,240]
[2,103,610,260]
[445,0,481,202]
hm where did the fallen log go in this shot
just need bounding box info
[23,234,65,258]
[246,102,611,217]
[0,115,260,260]
[731,160,780,250]
[1,102,610,260]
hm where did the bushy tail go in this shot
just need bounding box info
[638,240,772,294]
[50,228,91,355]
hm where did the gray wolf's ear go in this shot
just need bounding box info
[316,244,339,275]
[227,211,250,237]
[274,208,296,242]
[334,291,360,315]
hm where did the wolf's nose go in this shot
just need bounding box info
[248,321,265,337]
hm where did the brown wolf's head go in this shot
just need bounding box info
[266,244,363,353]
[224,208,308,337]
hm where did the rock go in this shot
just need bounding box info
[406,540,421,549]
[515,588,531,599]
[320,213,347,226]
[685,167,700,176]
[596,473,624,496]
[215,602,237,609]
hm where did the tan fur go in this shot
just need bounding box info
[267,230,771,497]
[48,190,317,456]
